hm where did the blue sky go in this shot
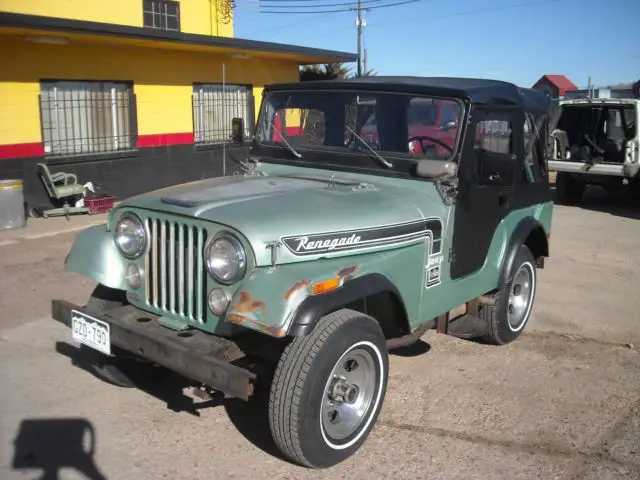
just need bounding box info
[234,0,639,89]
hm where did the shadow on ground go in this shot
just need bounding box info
[54,341,292,464]
[552,184,640,221]
[54,329,434,465]
[12,417,108,480]
[388,339,431,357]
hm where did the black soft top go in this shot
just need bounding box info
[265,76,551,113]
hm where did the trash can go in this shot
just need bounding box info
[0,179,26,230]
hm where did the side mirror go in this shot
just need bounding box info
[415,159,458,180]
[231,117,244,145]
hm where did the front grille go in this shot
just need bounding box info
[145,218,208,323]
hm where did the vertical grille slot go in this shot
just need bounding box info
[145,217,207,323]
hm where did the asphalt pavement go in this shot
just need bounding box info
[0,188,638,480]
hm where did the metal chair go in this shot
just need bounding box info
[33,163,89,219]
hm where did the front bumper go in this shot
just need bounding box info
[51,299,256,400]
[548,160,640,178]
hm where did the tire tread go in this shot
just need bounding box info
[269,309,363,467]
[479,244,536,345]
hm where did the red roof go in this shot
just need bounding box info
[533,74,577,96]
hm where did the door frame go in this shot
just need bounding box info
[449,103,524,280]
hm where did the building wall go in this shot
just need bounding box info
[0,36,300,209]
[0,37,299,150]
[0,0,234,37]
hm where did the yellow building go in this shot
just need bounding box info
[0,1,356,208]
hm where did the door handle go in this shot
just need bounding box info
[497,193,509,207]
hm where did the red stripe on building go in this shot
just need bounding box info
[136,132,194,148]
[0,142,45,160]
[285,127,304,136]
[0,133,194,160]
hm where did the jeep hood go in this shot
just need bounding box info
[120,171,441,266]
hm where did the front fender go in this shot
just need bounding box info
[65,224,126,290]
[223,253,391,338]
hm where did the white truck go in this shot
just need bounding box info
[548,97,639,203]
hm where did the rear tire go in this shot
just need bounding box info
[555,172,585,204]
[479,245,537,345]
[269,309,388,468]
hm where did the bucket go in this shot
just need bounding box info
[0,179,26,230]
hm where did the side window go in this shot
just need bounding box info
[472,111,517,186]
[475,119,512,154]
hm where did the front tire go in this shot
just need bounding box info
[479,245,537,345]
[269,309,388,468]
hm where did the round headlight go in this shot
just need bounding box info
[126,263,142,289]
[208,288,231,315]
[114,213,146,258]
[205,233,247,284]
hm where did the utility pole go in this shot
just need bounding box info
[363,47,368,75]
[356,0,363,76]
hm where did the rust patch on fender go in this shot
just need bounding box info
[232,291,266,317]
[337,265,359,283]
[284,279,312,301]
[226,313,286,338]
[225,291,287,337]
[282,279,312,327]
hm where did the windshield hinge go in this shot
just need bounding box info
[435,179,458,206]
[266,241,282,267]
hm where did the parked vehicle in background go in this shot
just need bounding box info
[548,97,639,203]
[52,76,554,469]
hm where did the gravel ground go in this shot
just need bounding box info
[0,187,638,480]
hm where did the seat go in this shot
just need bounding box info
[34,163,89,219]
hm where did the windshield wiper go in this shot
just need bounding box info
[345,125,393,169]
[270,123,303,158]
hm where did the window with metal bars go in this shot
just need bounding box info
[143,0,180,31]
[39,80,137,158]
[192,84,254,145]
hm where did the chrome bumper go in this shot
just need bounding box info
[548,160,640,178]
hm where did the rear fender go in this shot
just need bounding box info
[64,224,126,290]
[499,216,549,286]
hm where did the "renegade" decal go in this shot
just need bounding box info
[281,218,443,257]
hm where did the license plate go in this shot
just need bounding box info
[71,310,111,355]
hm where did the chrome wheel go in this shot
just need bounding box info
[321,346,378,442]
[507,262,535,332]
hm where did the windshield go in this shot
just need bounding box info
[255,90,464,168]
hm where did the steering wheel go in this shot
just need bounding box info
[408,135,454,155]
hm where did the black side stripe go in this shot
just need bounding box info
[281,218,443,257]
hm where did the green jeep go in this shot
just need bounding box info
[53,76,554,469]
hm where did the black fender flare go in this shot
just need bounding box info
[499,217,548,286]
[287,273,406,337]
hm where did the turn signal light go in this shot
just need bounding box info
[312,277,341,295]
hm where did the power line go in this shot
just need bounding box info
[248,10,347,36]
[302,0,565,41]
[259,0,424,14]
